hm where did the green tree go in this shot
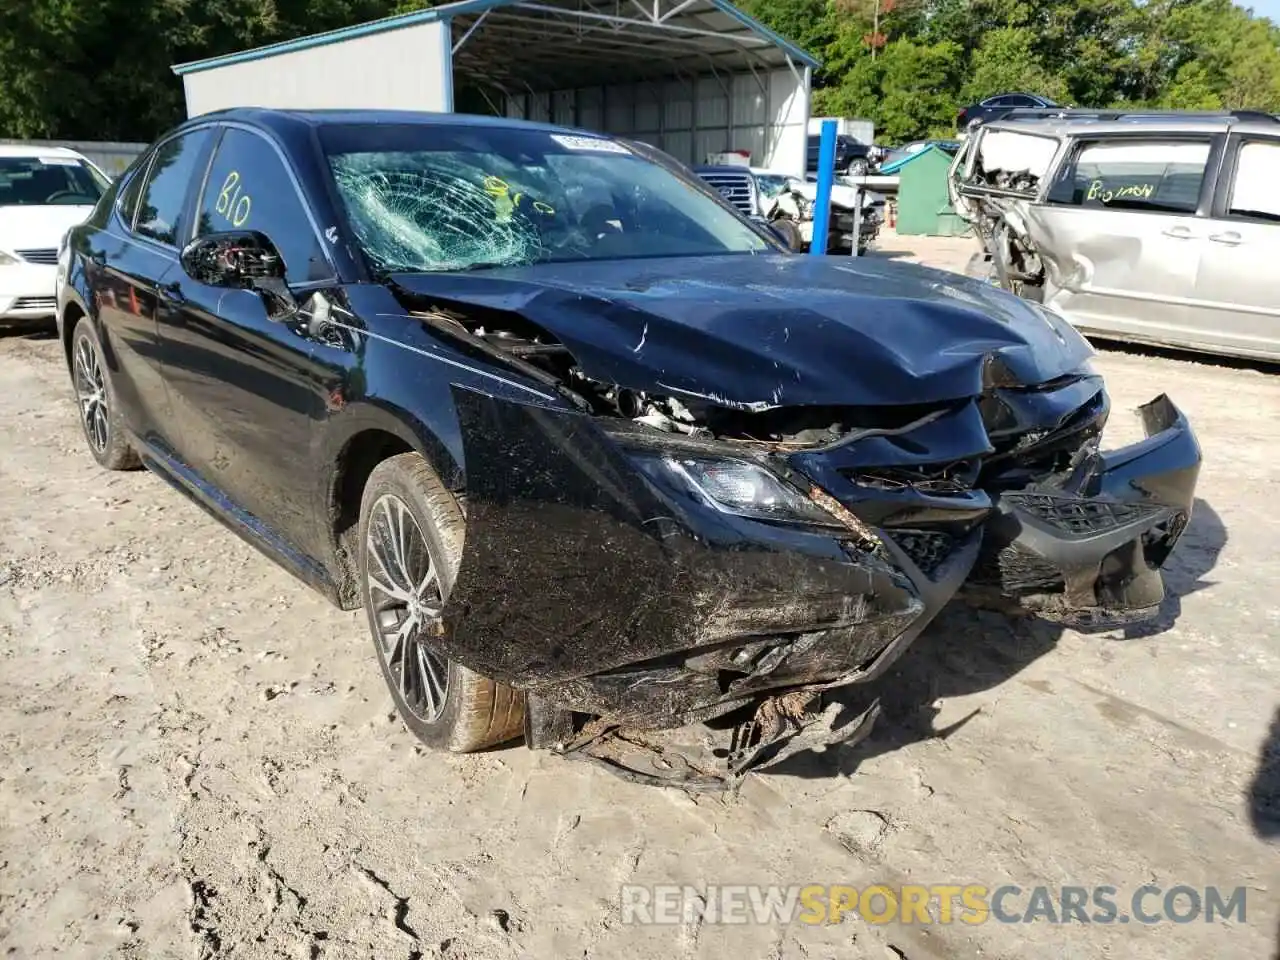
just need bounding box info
[1,0,1280,145]
[961,27,1066,104]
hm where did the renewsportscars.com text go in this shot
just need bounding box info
[620,883,1248,926]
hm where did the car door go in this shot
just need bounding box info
[90,128,214,445]
[1183,135,1280,359]
[1029,133,1219,344]
[156,124,339,557]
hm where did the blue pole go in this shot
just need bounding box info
[809,119,837,256]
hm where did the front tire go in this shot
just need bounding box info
[771,218,804,252]
[358,453,524,752]
[845,158,869,177]
[71,317,140,471]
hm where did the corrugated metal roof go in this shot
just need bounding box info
[171,0,819,77]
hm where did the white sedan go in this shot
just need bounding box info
[0,145,109,325]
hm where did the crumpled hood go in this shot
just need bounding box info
[391,253,1094,408]
[0,205,93,253]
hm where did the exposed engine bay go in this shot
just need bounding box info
[411,305,906,448]
[763,180,885,255]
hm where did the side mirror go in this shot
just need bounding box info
[179,230,297,320]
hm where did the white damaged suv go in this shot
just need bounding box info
[949,110,1280,361]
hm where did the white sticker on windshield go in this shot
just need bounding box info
[550,134,630,154]
[39,157,80,166]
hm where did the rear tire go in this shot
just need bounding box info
[70,317,140,471]
[358,452,524,752]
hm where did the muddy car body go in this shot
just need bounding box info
[57,109,1201,787]
[950,112,1280,361]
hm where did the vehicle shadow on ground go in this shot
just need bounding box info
[1252,708,1280,959]
[1089,336,1280,376]
[1251,708,1280,840]
[0,321,57,340]
[863,248,923,261]
[771,497,1227,780]
[1116,497,1226,640]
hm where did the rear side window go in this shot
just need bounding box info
[1228,140,1280,222]
[1048,139,1210,213]
[195,128,330,283]
[135,128,212,246]
[116,160,150,227]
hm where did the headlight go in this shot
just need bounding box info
[0,250,17,266]
[664,456,841,527]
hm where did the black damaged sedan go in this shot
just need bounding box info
[57,109,1201,787]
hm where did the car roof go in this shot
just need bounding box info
[0,144,87,160]
[692,165,792,175]
[981,111,1280,139]
[179,107,606,140]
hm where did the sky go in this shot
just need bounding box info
[1239,0,1280,22]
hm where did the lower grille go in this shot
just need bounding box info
[845,461,979,496]
[969,542,1064,595]
[1005,492,1162,536]
[16,248,58,265]
[11,296,56,311]
[888,529,957,576]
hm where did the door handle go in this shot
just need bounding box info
[1161,226,1195,239]
[1209,231,1243,246]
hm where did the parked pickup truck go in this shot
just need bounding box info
[693,164,883,255]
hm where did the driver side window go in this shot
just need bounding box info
[196,128,330,284]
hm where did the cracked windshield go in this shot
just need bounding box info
[321,124,769,273]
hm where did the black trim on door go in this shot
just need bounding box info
[1210,132,1280,223]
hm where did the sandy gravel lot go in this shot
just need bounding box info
[1,264,1277,958]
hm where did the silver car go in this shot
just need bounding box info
[950,112,1280,361]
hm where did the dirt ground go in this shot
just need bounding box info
[1,235,1277,959]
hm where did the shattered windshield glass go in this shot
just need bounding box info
[320,123,770,273]
[754,174,795,199]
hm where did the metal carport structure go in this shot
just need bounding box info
[171,0,819,175]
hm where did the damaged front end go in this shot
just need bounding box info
[765,180,883,255]
[393,268,1201,789]
[949,126,1058,299]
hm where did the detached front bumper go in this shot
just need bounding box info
[965,395,1201,625]
[442,388,1199,735]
